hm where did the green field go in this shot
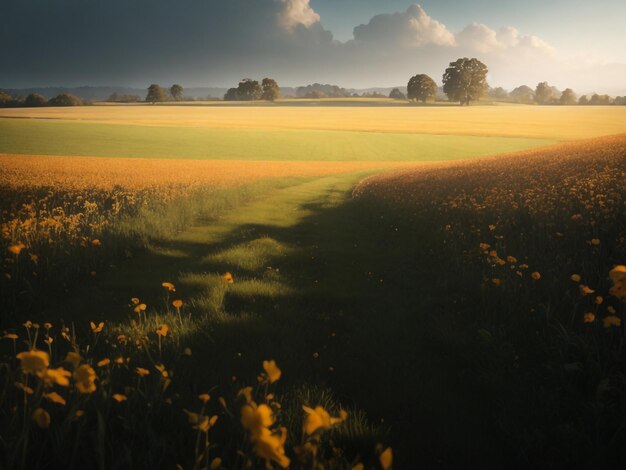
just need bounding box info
[0,118,553,161]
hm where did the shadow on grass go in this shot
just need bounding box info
[52,179,514,468]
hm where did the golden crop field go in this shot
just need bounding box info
[2,103,626,139]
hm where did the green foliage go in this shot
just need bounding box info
[48,93,83,107]
[24,93,48,107]
[388,88,405,100]
[170,84,184,101]
[261,78,280,101]
[407,74,437,102]
[559,88,577,105]
[442,58,488,105]
[146,84,167,103]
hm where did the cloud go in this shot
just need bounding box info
[0,1,623,94]
[353,4,455,48]
[278,0,320,30]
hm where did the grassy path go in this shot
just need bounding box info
[66,171,507,468]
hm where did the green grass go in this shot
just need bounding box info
[0,118,554,161]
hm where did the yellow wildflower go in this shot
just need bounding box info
[91,239,101,246]
[134,303,147,313]
[222,272,234,284]
[262,360,282,384]
[90,321,104,333]
[44,392,66,405]
[254,427,290,469]
[579,285,595,296]
[531,272,541,280]
[9,243,26,255]
[198,393,211,404]
[112,394,127,403]
[161,282,176,292]
[380,447,393,470]
[210,458,222,470]
[74,365,97,394]
[172,299,183,309]
[570,274,581,282]
[603,316,622,328]
[97,358,110,367]
[38,367,71,387]
[156,324,169,337]
[609,265,626,300]
[583,312,596,323]
[136,367,150,377]
[65,351,81,369]
[302,406,348,435]
[17,350,49,373]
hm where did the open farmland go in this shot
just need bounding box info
[0,104,625,469]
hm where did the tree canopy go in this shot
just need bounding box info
[146,84,167,103]
[261,78,280,101]
[407,74,437,102]
[170,84,184,101]
[559,88,577,105]
[442,58,488,105]
[24,93,48,107]
[48,93,83,106]
[535,82,558,105]
[389,88,406,100]
[224,79,262,101]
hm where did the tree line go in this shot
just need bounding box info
[0,91,85,108]
[393,57,626,106]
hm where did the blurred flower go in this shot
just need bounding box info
[583,312,596,323]
[172,299,183,309]
[222,272,234,284]
[112,394,127,403]
[161,282,176,292]
[44,392,66,405]
[603,316,622,328]
[609,265,626,300]
[570,274,581,282]
[531,272,541,280]
[136,367,150,377]
[302,406,348,435]
[8,243,26,255]
[90,321,104,334]
[262,360,282,384]
[17,350,49,373]
[380,447,393,470]
[74,365,97,394]
[32,408,51,429]
[156,324,169,337]
[38,367,71,387]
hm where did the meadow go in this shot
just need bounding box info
[1,103,625,469]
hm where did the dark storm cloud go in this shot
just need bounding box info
[1,0,624,93]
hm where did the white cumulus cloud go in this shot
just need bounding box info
[277,0,321,31]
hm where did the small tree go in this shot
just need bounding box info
[261,78,280,101]
[442,58,488,105]
[224,88,239,101]
[559,88,577,105]
[0,90,13,107]
[489,86,509,101]
[407,75,437,102]
[108,92,119,102]
[24,93,48,107]
[48,93,83,107]
[509,85,535,103]
[389,88,406,100]
[578,95,589,105]
[146,84,167,103]
[170,84,184,101]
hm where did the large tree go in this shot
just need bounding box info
[535,82,558,105]
[170,84,184,101]
[146,84,167,103]
[236,79,262,101]
[48,93,83,107]
[559,88,577,105]
[407,74,437,102]
[261,78,280,101]
[442,58,488,105]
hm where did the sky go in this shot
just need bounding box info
[1,0,625,94]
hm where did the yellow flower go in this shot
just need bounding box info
[210,457,222,470]
[241,403,274,436]
[44,392,66,405]
[74,365,97,394]
[90,321,104,333]
[161,282,176,292]
[130,297,140,305]
[133,303,147,313]
[262,360,282,384]
[222,272,234,284]
[595,296,603,305]
[254,427,290,469]
[3,333,18,340]
[97,358,110,367]
[506,256,517,264]
[352,464,365,470]
[112,394,127,403]
[603,316,622,328]
[591,239,601,246]
[65,351,81,369]
[198,393,211,404]
[380,447,393,470]
[491,278,501,286]
[184,410,218,432]
[17,350,49,373]
[136,367,150,377]
[570,274,581,283]
[172,299,183,309]
[579,285,595,296]
[14,382,34,395]
[38,367,71,387]
[583,312,596,323]
[32,408,51,429]
[609,265,626,300]
[8,243,26,255]
[238,387,253,404]
[302,406,348,435]
[608,306,617,314]
[91,239,101,246]
[156,324,169,337]
[155,363,169,378]
[531,272,541,280]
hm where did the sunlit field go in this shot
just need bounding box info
[1,104,625,469]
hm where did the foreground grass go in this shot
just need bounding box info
[0,119,552,161]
